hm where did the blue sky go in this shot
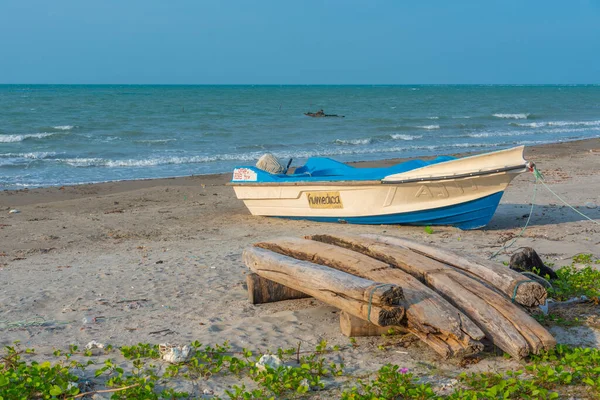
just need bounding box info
[1,0,599,84]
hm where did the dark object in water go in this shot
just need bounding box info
[509,247,558,280]
[305,109,344,118]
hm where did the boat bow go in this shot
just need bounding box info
[382,146,527,184]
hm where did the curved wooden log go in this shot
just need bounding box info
[243,247,405,327]
[308,234,556,358]
[340,311,408,337]
[246,273,310,304]
[362,234,547,307]
[256,238,484,358]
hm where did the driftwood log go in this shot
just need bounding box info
[308,234,556,359]
[509,247,558,280]
[256,238,485,358]
[243,247,405,327]
[246,273,310,304]
[339,311,408,337]
[361,235,547,307]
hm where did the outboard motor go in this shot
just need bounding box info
[256,153,285,174]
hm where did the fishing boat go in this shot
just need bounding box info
[229,146,532,230]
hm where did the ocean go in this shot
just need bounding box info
[1,85,599,190]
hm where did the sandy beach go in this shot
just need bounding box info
[1,139,599,396]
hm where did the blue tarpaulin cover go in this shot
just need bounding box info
[232,156,456,183]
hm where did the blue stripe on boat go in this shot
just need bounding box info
[277,191,504,230]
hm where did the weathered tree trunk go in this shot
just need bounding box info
[306,235,556,359]
[360,234,547,307]
[243,247,405,327]
[256,238,484,358]
[510,247,558,280]
[246,273,310,304]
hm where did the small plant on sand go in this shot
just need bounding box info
[0,342,85,399]
[342,365,435,400]
[424,226,434,235]
[533,313,581,327]
[548,259,600,302]
[4,338,600,399]
[572,253,597,265]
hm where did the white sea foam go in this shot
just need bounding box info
[0,133,58,143]
[547,120,600,127]
[0,152,57,159]
[390,134,422,140]
[543,126,600,135]
[53,125,75,130]
[511,122,546,128]
[60,153,262,168]
[492,113,529,119]
[333,138,372,145]
[467,130,529,138]
[416,125,440,130]
[59,142,499,169]
[134,139,177,144]
[467,125,600,138]
[513,120,600,128]
[427,116,439,120]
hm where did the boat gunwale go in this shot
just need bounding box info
[227,163,527,187]
[382,163,528,184]
[227,180,383,187]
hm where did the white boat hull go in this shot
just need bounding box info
[231,146,529,230]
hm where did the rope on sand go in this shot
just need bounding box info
[490,165,599,260]
[0,316,46,328]
[489,179,538,259]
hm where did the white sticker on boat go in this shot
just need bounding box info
[233,168,258,181]
[306,191,344,209]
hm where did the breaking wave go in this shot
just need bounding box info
[334,135,422,145]
[466,126,600,138]
[334,138,373,145]
[59,153,263,168]
[134,139,177,144]
[493,113,530,119]
[0,152,58,159]
[0,133,59,143]
[416,125,440,130]
[53,125,76,130]
[467,131,529,138]
[390,134,422,140]
[511,120,600,128]
[58,142,503,169]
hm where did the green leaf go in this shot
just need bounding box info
[49,385,63,396]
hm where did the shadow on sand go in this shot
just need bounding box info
[485,203,600,231]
